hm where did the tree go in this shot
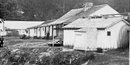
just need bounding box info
[0,0,129,21]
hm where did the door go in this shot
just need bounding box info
[74,32,86,50]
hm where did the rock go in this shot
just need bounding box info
[39,52,51,59]
[11,49,19,53]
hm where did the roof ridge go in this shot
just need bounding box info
[93,4,108,7]
[71,4,107,11]
[71,8,84,10]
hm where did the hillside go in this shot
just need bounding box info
[0,0,129,21]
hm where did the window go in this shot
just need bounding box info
[107,31,111,36]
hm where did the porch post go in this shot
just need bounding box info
[52,25,54,38]
[45,27,46,36]
[128,31,130,65]
[29,29,30,36]
[40,27,41,37]
[52,25,55,47]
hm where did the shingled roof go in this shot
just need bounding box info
[78,4,107,18]
[75,27,96,32]
[48,8,83,25]
[27,19,56,29]
[39,19,56,27]
[49,4,108,25]
[63,17,126,29]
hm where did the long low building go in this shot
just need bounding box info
[3,21,44,36]
[27,19,56,38]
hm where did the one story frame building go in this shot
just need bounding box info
[3,21,43,36]
[48,4,119,40]
[0,19,6,36]
[36,19,56,38]
[63,16,130,50]
[27,19,56,38]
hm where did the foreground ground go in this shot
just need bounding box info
[0,37,129,65]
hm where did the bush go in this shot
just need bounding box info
[64,45,74,49]
[51,51,94,65]
[19,35,30,39]
[33,36,37,39]
[36,37,43,39]
[96,48,103,53]
[0,48,95,65]
[8,51,31,64]
[33,36,43,39]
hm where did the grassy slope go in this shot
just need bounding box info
[88,49,129,65]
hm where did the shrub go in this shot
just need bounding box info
[96,48,103,53]
[19,35,30,39]
[51,51,92,65]
[33,36,37,39]
[33,36,43,39]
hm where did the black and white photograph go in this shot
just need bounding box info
[0,0,129,65]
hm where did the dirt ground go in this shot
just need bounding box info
[0,37,129,65]
[4,37,50,46]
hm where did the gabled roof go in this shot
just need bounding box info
[27,19,56,29]
[39,19,56,27]
[58,8,84,20]
[75,27,96,32]
[48,8,84,25]
[49,4,108,25]
[27,24,42,29]
[63,17,125,29]
[78,4,107,18]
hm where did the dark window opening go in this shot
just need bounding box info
[63,24,67,26]
[97,28,105,30]
[107,31,111,36]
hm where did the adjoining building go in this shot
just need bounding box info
[4,21,43,36]
[63,16,130,50]
[48,4,119,41]
[27,19,56,38]
[0,19,6,36]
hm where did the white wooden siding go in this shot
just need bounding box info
[53,26,56,37]
[63,30,76,46]
[90,5,119,16]
[49,26,52,37]
[74,32,87,50]
[40,27,46,37]
[29,29,36,37]
[97,21,126,48]
[37,28,41,37]
[74,28,97,50]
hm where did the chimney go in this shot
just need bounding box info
[83,2,93,11]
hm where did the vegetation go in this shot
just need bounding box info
[0,0,129,21]
[0,47,95,65]
[0,37,129,65]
